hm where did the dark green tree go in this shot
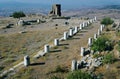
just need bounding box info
[11,11,26,18]
[101,17,114,26]
[67,70,93,79]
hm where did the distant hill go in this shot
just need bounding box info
[0,2,50,17]
[0,2,50,9]
[101,5,120,9]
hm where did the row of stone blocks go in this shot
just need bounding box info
[81,24,105,57]
[42,17,95,54]
[23,17,97,67]
[71,24,105,71]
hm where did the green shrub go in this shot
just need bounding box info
[67,70,93,79]
[11,11,26,18]
[101,17,114,26]
[102,53,115,64]
[91,36,113,52]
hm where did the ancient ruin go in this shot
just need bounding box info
[69,28,73,37]
[24,55,30,66]
[81,47,85,56]
[44,44,50,53]
[79,24,83,30]
[88,37,92,47]
[94,33,97,40]
[71,60,77,71]
[74,26,78,34]
[97,29,101,36]
[49,4,61,17]
[17,19,24,26]
[54,39,59,46]
[64,32,68,40]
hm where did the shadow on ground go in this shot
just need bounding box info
[30,62,45,66]
[50,50,62,53]
[59,43,69,46]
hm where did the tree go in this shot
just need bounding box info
[67,70,93,79]
[101,17,114,26]
[91,37,113,52]
[11,11,26,18]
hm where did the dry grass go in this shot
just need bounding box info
[2,17,120,79]
[5,21,100,79]
[0,26,68,73]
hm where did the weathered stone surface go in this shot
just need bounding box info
[64,32,68,40]
[94,33,97,40]
[94,16,97,21]
[49,4,61,16]
[81,47,85,56]
[79,24,83,30]
[71,60,77,71]
[24,55,30,66]
[87,21,90,25]
[18,20,24,26]
[90,19,93,23]
[44,44,50,53]
[92,58,102,67]
[82,22,85,28]
[88,37,92,47]
[69,28,73,37]
[102,25,105,28]
[84,22,88,27]
[100,25,103,32]
[97,29,101,36]
[74,26,78,34]
[54,39,59,46]
[37,19,41,23]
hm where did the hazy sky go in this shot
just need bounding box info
[1,0,120,9]
[1,0,120,4]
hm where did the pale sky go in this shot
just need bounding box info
[1,0,120,4]
[1,0,120,9]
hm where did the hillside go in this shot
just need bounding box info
[0,8,120,79]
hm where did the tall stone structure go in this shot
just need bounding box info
[49,4,61,16]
